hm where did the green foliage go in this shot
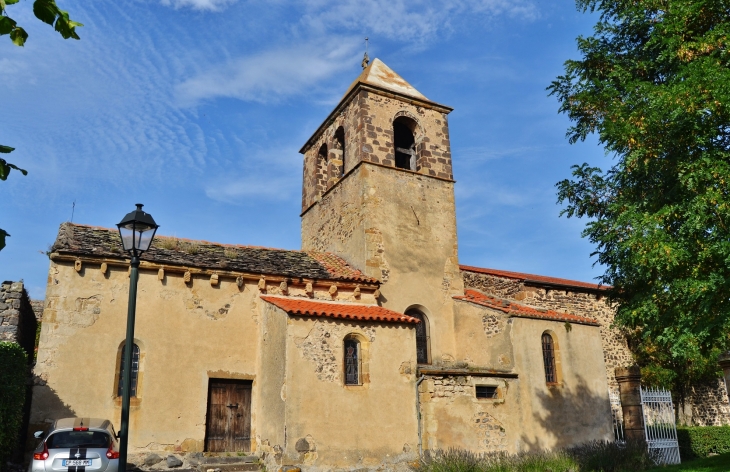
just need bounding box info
[677,426,730,460]
[0,0,82,46]
[633,338,722,407]
[0,146,26,253]
[549,0,730,368]
[412,441,654,472]
[0,342,28,466]
[568,440,656,471]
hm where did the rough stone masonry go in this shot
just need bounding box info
[0,281,38,359]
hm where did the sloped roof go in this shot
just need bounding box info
[343,58,427,101]
[261,296,420,324]
[52,223,377,284]
[454,289,599,326]
[460,265,607,291]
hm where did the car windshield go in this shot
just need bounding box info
[47,431,110,449]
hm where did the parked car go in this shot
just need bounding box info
[29,418,119,472]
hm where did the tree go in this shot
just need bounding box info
[0,0,82,46]
[0,0,81,251]
[548,0,730,391]
[0,146,27,251]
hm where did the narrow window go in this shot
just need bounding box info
[393,117,417,170]
[344,338,360,385]
[317,143,328,187]
[406,309,430,364]
[335,127,345,177]
[476,385,499,399]
[318,143,328,166]
[542,333,557,384]
[117,343,140,397]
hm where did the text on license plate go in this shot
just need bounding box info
[62,460,91,466]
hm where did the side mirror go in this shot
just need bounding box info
[34,431,44,439]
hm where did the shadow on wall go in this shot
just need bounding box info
[521,375,612,451]
[24,378,77,456]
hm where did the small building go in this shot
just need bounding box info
[32,59,617,470]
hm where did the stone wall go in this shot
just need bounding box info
[31,299,45,322]
[679,379,730,426]
[0,281,38,359]
[462,271,633,391]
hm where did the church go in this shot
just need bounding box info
[31,59,622,470]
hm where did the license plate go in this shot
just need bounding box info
[62,460,91,466]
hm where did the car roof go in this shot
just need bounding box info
[52,418,113,431]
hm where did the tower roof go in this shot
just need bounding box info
[299,58,451,154]
[343,58,428,101]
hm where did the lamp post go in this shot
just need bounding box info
[117,204,158,472]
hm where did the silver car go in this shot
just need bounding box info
[29,418,119,472]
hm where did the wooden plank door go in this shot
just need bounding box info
[205,379,252,452]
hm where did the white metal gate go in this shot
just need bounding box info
[609,390,625,443]
[640,387,681,465]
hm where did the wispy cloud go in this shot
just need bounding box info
[204,146,301,204]
[160,0,238,11]
[300,0,539,43]
[176,38,360,106]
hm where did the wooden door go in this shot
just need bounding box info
[204,379,252,452]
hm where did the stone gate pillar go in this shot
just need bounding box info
[615,366,645,442]
[718,352,730,396]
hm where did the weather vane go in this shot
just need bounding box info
[362,37,370,69]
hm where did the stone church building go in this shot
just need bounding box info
[33,59,634,470]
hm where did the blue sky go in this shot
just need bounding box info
[1,0,611,300]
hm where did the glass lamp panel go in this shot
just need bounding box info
[137,228,156,251]
[118,227,136,252]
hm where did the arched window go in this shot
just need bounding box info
[317,143,328,188]
[542,333,557,384]
[334,126,345,177]
[117,343,140,397]
[393,117,417,171]
[344,336,361,385]
[406,309,430,364]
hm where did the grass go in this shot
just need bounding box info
[646,453,730,472]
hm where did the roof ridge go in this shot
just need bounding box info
[459,264,607,291]
[455,289,599,326]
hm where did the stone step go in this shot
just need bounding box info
[198,456,259,464]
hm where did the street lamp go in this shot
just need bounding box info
[116,204,158,471]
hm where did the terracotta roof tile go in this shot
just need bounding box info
[460,265,607,291]
[261,296,420,324]
[52,223,376,284]
[454,289,599,326]
[306,251,377,283]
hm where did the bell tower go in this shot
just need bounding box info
[300,59,463,320]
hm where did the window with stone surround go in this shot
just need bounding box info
[406,309,430,364]
[393,116,417,171]
[344,336,361,385]
[542,332,559,385]
[334,126,345,177]
[117,343,140,397]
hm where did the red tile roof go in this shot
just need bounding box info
[261,296,420,324]
[454,289,599,326]
[460,265,607,291]
[307,251,378,283]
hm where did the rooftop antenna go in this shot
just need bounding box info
[362,37,370,69]
[70,200,76,223]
